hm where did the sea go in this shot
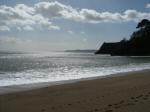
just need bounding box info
[0,51,150,87]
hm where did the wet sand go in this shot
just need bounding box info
[0,70,150,112]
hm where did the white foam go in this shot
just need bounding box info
[0,62,150,87]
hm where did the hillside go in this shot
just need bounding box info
[95,19,150,56]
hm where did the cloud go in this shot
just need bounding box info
[35,1,82,21]
[0,26,10,31]
[0,36,35,51]
[0,1,150,32]
[68,30,74,34]
[0,37,21,44]
[81,31,86,35]
[0,4,60,32]
[123,10,150,22]
[146,3,150,8]
[48,25,60,30]
[35,2,64,19]
[78,9,150,23]
[82,37,87,42]
[34,1,150,23]
[23,26,33,31]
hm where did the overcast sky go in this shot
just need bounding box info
[0,0,150,51]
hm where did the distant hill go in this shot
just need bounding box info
[65,50,96,53]
[95,19,150,56]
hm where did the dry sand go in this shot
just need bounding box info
[0,70,150,112]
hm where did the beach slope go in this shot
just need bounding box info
[0,70,150,112]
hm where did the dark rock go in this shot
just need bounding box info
[95,19,150,56]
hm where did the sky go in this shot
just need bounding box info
[0,0,150,51]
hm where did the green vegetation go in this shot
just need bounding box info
[95,19,150,56]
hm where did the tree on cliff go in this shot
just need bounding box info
[96,19,150,56]
[136,19,150,29]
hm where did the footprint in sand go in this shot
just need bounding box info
[41,109,46,112]
[136,95,143,99]
[59,105,62,108]
[108,104,112,107]
[96,96,100,99]
[131,97,135,100]
[114,105,121,109]
[105,109,113,112]
[127,102,135,106]
[143,97,148,100]
[77,101,81,104]
[104,93,149,112]
[134,99,138,102]
[140,93,149,100]
[68,103,72,106]
[94,108,99,112]
[104,100,124,111]
[87,108,99,112]
[119,100,125,104]
[51,106,55,110]
[113,103,119,107]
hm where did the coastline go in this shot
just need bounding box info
[0,69,150,95]
[1,69,150,112]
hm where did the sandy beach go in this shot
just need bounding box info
[0,70,150,112]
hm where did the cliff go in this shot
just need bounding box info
[95,19,150,56]
[95,42,121,55]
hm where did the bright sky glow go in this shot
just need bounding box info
[0,0,150,51]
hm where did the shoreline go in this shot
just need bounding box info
[0,69,150,95]
[1,69,150,112]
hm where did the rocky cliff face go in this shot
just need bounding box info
[95,42,120,55]
[95,19,150,56]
